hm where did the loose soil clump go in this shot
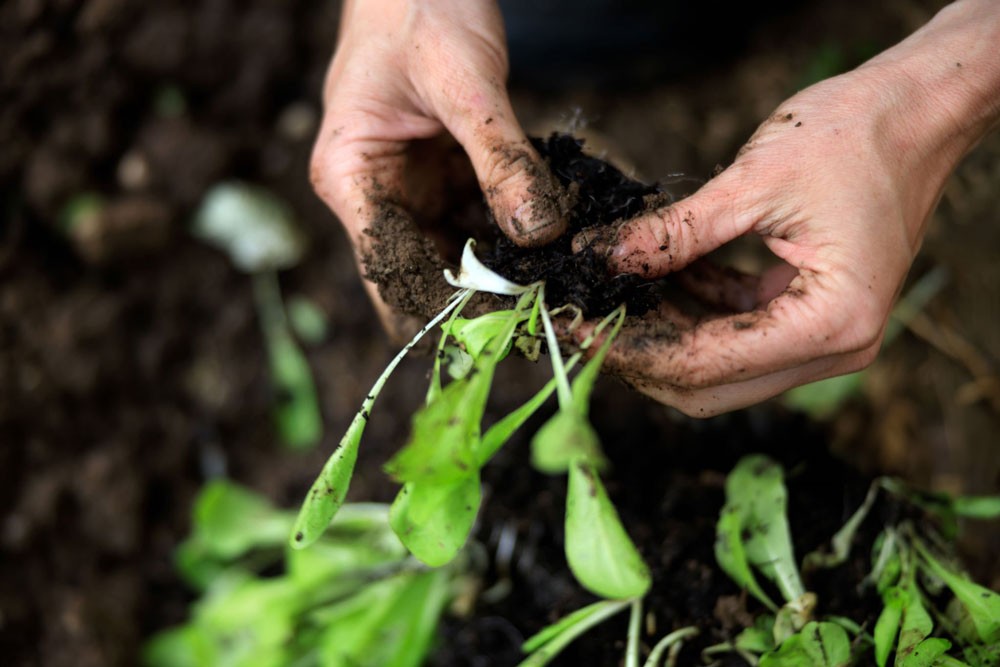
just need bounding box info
[363,133,670,322]
[482,134,669,318]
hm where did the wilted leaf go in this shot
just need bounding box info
[722,455,806,604]
[715,505,778,612]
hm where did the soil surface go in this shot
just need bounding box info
[2,1,997,666]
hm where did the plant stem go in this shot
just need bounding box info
[252,269,288,340]
[626,598,643,667]
[426,288,475,404]
[517,599,631,667]
[643,627,699,667]
[538,287,573,410]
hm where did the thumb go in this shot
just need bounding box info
[573,173,751,278]
[442,96,568,247]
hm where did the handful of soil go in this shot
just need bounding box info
[482,133,669,317]
[363,133,671,322]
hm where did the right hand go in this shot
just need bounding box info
[309,0,566,338]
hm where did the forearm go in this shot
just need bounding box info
[859,0,1000,174]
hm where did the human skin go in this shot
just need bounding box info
[311,0,1000,416]
[567,0,1000,416]
[309,0,566,335]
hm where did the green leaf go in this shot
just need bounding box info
[564,459,651,599]
[899,638,952,667]
[287,295,328,344]
[898,585,935,662]
[389,473,481,567]
[951,496,1000,520]
[804,481,879,571]
[736,615,778,654]
[291,292,469,549]
[317,570,450,667]
[268,330,323,450]
[569,307,624,413]
[175,481,293,590]
[376,570,452,667]
[479,372,562,467]
[715,505,779,611]
[388,302,528,484]
[144,625,217,667]
[773,594,817,645]
[444,311,517,360]
[962,644,999,667]
[521,601,612,653]
[387,375,487,484]
[722,455,806,604]
[194,480,292,557]
[290,411,363,548]
[917,541,1000,645]
[874,587,904,667]
[531,410,606,475]
[759,622,852,667]
[519,600,630,666]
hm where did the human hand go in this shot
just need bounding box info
[568,0,1000,417]
[309,0,566,338]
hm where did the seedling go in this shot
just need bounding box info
[292,238,649,609]
[709,455,1000,667]
[193,182,323,450]
[145,480,460,667]
[518,597,698,667]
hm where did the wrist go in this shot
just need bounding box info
[857,0,1000,179]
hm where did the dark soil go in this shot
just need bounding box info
[429,390,901,666]
[2,1,996,666]
[482,134,670,318]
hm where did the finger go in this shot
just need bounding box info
[568,271,887,390]
[572,170,757,278]
[622,346,877,418]
[438,91,568,247]
[674,260,799,312]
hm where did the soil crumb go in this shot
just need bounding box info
[483,134,667,317]
[362,134,669,321]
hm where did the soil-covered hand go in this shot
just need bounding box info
[570,0,1000,417]
[310,0,566,337]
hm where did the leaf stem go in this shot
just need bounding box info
[538,287,573,410]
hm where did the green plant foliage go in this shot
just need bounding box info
[759,621,852,667]
[389,473,481,567]
[805,480,881,571]
[292,292,470,549]
[147,483,456,667]
[386,295,531,485]
[267,328,323,450]
[519,599,631,667]
[287,295,328,344]
[715,503,779,611]
[564,459,651,600]
[719,455,806,604]
[916,542,1000,646]
[531,410,605,474]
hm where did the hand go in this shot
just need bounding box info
[568,0,1000,417]
[309,0,566,338]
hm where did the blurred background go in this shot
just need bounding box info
[1,0,997,665]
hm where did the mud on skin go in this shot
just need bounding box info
[362,133,676,323]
